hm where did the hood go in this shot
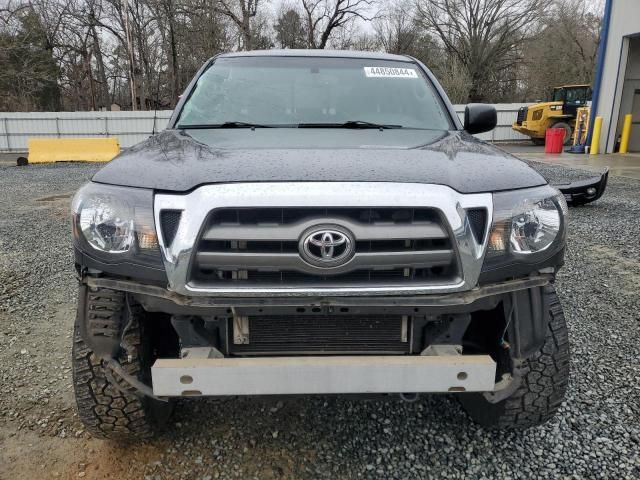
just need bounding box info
[92,129,546,193]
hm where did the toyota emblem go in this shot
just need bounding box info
[299,225,355,268]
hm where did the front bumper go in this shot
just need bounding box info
[79,276,552,398]
[555,170,608,206]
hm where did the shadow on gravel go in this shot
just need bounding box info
[134,394,537,478]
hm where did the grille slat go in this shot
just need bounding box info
[203,219,447,241]
[195,249,454,274]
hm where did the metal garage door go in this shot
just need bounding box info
[630,89,640,152]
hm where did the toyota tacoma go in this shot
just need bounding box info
[71,50,570,439]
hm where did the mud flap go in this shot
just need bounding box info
[506,286,548,359]
[484,286,549,403]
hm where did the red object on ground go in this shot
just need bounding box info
[544,128,565,154]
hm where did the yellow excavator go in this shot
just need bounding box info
[513,85,592,145]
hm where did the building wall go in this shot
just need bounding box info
[617,38,640,151]
[596,0,640,152]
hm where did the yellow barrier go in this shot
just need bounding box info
[619,114,633,154]
[590,116,603,155]
[28,137,120,164]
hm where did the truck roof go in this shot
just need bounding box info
[216,49,413,62]
[554,84,591,89]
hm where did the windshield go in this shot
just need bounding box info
[565,87,590,105]
[552,88,564,102]
[176,56,453,130]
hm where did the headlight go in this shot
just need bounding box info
[72,183,162,267]
[483,185,567,271]
[79,195,134,253]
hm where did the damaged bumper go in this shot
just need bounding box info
[554,169,608,206]
[152,355,497,396]
[78,275,552,399]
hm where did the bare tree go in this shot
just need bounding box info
[301,0,376,49]
[2,0,598,112]
[215,0,260,50]
[415,0,551,102]
[0,0,65,110]
[87,1,111,108]
[519,0,600,101]
[373,0,417,54]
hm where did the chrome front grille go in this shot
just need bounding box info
[154,182,493,296]
[189,208,459,287]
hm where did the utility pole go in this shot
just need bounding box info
[123,0,137,110]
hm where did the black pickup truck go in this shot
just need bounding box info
[71,50,571,440]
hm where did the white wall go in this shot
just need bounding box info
[595,0,640,152]
[0,105,531,152]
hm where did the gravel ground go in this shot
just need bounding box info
[0,162,639,480]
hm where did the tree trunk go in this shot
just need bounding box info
[135,27,148,109]
[168,17,179,105]
[242,14,252,50]
[84,49,96,110]
[90,22,111,110]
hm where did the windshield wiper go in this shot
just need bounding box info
[297,120,403,129]
[177,121,272,129]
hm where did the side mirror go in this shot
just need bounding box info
[464,104,497,135]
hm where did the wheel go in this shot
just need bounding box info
[531,137,545,146]
[72,288,173,440]
[459,286,570,429]
[551,121,573,146]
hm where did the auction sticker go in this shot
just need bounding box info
[364,67,418,78]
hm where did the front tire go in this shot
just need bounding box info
[72,288,172,440]
[459,286,570,429]
[551,121,573,146]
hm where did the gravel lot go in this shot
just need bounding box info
[0,161,639,480]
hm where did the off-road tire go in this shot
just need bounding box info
[459,286,570,429]
[72,288,172,440]
[551,121,573,146]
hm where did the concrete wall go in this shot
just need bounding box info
[596,0,640,152]
[0,105,532,152]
